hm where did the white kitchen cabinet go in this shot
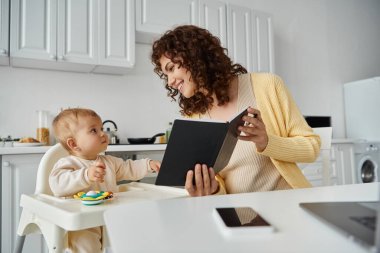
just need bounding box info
[136,0,199,44]
[226,4,254,72]
[201,2,274,73]
[10,0,57,62]
[252,10,275,73]
[136,0,274,73]
[57,0,98,65]
[299,151,338,187]
[10,0,134,74]
[0,0,9,65]
[227,5,274,73]
[10,0,96,72]
[93,0,135,74]
[1,154,48,253]
[199,0,227,48]
[299,142,356,187]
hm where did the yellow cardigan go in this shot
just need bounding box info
[250,73,320,189]
[192,73,321,193]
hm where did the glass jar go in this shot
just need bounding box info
[36,110,50,145]
[165,122,173,143]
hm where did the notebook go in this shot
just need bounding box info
[155,108,248,186]
[300,201,380,251]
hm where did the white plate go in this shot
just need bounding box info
[13,142,45,147]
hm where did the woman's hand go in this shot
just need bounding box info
[238,107,268,152]
[185,164,219,197]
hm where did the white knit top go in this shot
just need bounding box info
[201,74,291,194]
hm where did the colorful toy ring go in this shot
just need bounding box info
[73,190,113,205]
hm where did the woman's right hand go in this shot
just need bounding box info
[238,107,268,152]
[185,164,219,197]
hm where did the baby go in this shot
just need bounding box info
[49,108,160,253]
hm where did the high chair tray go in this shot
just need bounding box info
[19,182,187,231]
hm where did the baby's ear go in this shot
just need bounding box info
[66,138,79,152]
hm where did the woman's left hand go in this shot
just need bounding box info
[185,164,219,197]
[238,107,268,152]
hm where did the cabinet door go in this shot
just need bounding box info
[199,0,227,48]
[252,10,275,73]
[298,153,337,187]
[0,0,9,65]
[96,0,134,69]
[10,0,57,61]
[331,143,356,185]
[1,154,48,253]
[57,0,98,65]
[136,0,198,43]
[227,4,253,72]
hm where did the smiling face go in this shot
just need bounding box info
[71,115,108,160]
[159,55,197,98]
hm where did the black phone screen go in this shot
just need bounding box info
[215,207,271,227]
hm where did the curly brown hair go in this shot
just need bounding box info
[151,25,247,116]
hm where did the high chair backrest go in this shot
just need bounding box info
[313,127,332,150]
[313,127,333,185]
[35,143,69,195]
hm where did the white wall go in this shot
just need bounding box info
[1,0,380,142]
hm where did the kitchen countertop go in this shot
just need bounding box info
[0,144,167,155]
[332,138,367,144]
[1,138,368,155]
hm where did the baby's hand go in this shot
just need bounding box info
[88,160,106,183]
[149,160,161,173]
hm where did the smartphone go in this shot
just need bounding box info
[213,207,275,236]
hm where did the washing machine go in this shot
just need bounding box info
[354,142,380,183]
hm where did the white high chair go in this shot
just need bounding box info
[14,143,112,253]
[313,127,333,186]
[14,143,69,253]
[14,144,187,253]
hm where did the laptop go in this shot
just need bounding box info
[300,201,380,252]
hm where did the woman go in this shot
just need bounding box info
[151,25,320,197]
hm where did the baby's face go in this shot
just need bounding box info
[74,115,108,159]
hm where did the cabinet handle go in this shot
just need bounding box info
[0,49,6,54]
[3,161,10,167]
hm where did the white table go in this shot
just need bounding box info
[16,183,187,252]
[104,183,380,253]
